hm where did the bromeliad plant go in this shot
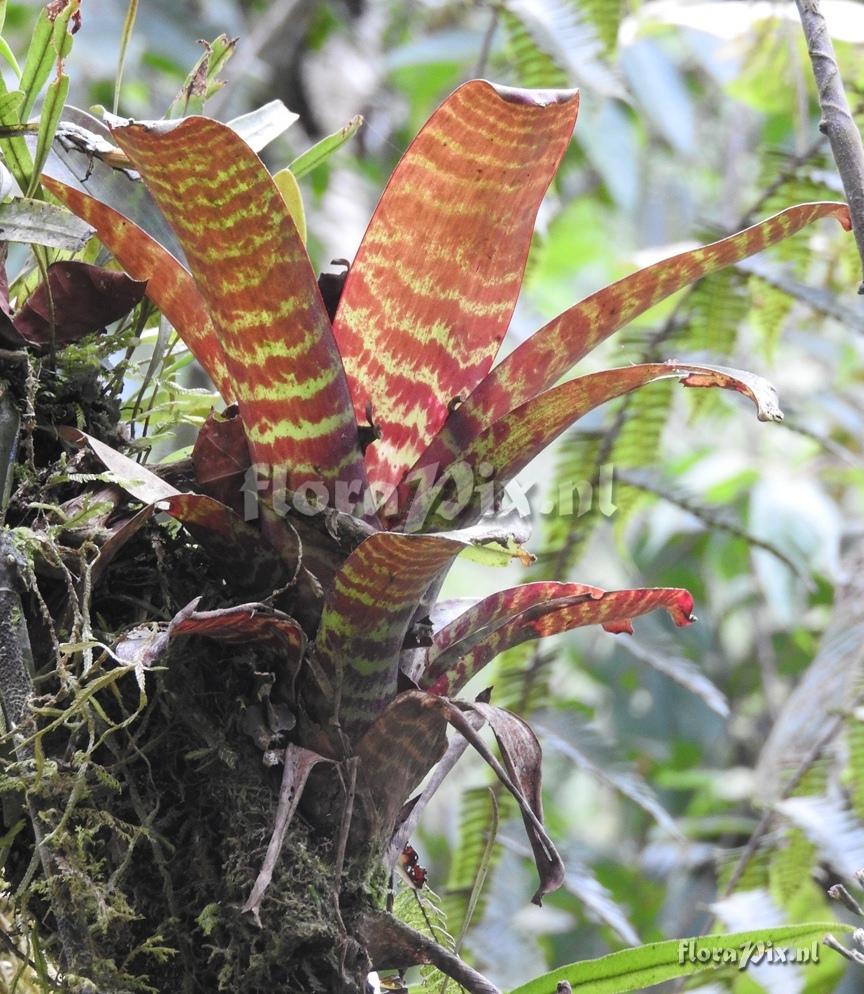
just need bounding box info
[4,80,848,991]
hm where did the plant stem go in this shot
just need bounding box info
[356,909,502,994]
[794,0,864,291]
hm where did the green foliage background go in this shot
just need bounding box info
[2,1,864,991]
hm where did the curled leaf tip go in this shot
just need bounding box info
[671,591,697,627]
[676,366,783,423]
[835,204,853,231]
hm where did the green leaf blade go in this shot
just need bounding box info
[289,114,362,178]
[508,923,852,994]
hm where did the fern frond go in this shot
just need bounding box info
[532,430,606,578]
[685,267,750,359]
[768,828,817,906]
[776,793,864,879]
[493,641,556,714]
[847,713,864,820]
[393,886,461,993]
[617,467,808,579]
[536,721,680,837]
[500,8,568,88]
[717,845,771,894]
[580,0,626,53]
[739,256,864,332]
[749,277,794,358]
[393,884,453,948]
[497,0,618,93]
[609,381,673,531]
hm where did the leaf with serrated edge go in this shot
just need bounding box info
[333,79,579,491]
[508,923,848,994]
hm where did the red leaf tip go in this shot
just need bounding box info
[836,204,853,231]
[669,590,696,627]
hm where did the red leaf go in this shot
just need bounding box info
[109,116,367,502]
[314,514,531,740]
[421,583,696,697]
[12,261,146,346]
[402,361,782,530]
[191,405,250,514]
[113,596,305,670]
[354,690,450,843]
[43,177,235,398]
[430,202,850,454]
[357,691,564,905]
[333,80,579,491]
[168,598,305,655]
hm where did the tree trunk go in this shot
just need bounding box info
[0,359,385,993]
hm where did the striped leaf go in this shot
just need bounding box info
[108,116,367,496]
[435,202,850,449]
[332,79,579,491]
[421,583,695,697]
[314,514,531,740]
[114,596,304,670]
[403,361,782,530]
[42,177,234,399]
[354,690,450,843]
[357,692,563,904]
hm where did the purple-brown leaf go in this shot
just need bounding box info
[13,261,146,346]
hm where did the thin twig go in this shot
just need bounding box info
[794,0,864,291]
[473,7,498,79]
[332,756,358,905]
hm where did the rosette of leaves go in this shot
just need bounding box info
[29,80,849,992]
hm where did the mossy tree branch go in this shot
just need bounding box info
[355,909,502,994]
